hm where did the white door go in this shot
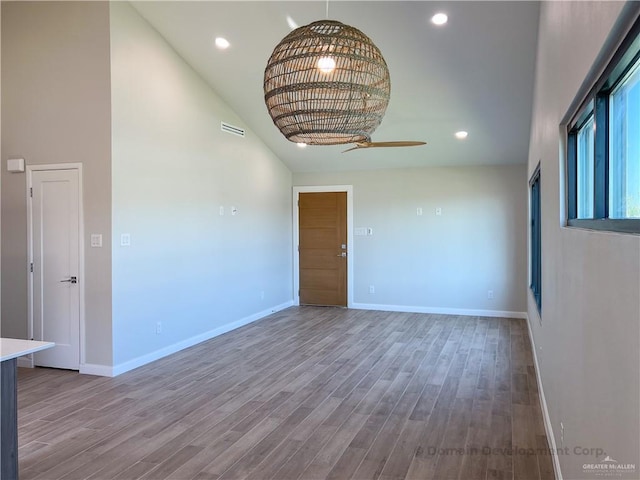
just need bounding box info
[30,169,81,370]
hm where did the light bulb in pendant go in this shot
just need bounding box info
[317,56,336,74]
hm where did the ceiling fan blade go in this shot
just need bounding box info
[366,141,426,148]
[342,140,426,153]
[341,145,361,153]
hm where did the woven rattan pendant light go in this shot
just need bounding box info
[264,19,391,145]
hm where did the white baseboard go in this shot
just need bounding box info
[351,302,527,319]
[19,354,112,376]
[525,313,563,480]
[80,363,114,377]
[105,301,294,378]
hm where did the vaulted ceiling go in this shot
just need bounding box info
[131,1,540,173]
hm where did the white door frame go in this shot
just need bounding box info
[293,185,354,308]
[27,163,85,368]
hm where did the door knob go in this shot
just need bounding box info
[60,276,77,284]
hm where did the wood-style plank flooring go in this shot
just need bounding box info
[16,307,555,479]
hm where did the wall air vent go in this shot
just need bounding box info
[221,122,245,138]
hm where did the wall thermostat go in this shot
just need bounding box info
[7,158,25,173]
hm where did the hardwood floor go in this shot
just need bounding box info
[16,307,555,479]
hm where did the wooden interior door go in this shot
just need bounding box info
[299,192,347,306]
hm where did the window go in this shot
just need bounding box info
[577,114,595,218]
[567,15,640,233]
[530,166,541,314]
[609,61,640,218]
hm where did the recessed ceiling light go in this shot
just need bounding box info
[215,37,230,50]
[431,13,448,26]
[455,131,468,139]
[297,142,307,148]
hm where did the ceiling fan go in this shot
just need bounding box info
[341,140,426,153]
[264,19,427,152]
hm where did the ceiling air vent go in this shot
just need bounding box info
[221,121,245,138]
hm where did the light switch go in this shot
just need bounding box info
[231,206,238,216]
[367,227,373,236]
[417,207,423,216]
[120,233,131,247]
[435,207,442,216]
[90,234,103,248]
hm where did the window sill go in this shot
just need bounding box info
[567,218,640,234]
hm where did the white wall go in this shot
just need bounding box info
[294,165,527,316]
[1,1,113,366]
[0,0,2,337]
[110,3,293,369]
[528,2,640,478]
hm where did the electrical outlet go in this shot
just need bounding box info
[487,290,494,299]
[156,321,162,335]
[435,207,442,216]
[120,233,131,247]
[369,285,375,294]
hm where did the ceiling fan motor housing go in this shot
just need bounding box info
[264,20,391,145]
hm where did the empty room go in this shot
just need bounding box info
[1,2,639,480]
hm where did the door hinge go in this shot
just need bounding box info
[30,187,33,197]
[30,262,33,273]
